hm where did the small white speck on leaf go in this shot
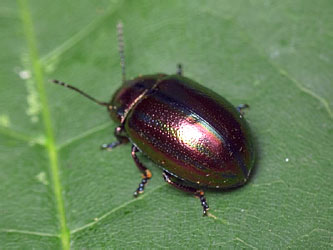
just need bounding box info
[21,55,41,123]
[19,70,31,79]
[285,158,289,162]
[36,171,49,185]
[25,76,41,123]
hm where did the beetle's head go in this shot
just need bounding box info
[51,74,165,126]
[108,74,166,124]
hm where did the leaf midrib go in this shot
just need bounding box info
[18,0,69,249]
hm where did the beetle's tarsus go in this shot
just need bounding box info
[132,145,152,197]
[163,171,210,216]
[133,177,149,197]
[100,141,121,151]
[237,104,249,116]
[197,192,209,216]
[102,126,129,151]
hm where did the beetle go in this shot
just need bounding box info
[53,23,255,216]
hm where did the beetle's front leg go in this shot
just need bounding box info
[162,171,209,216]
[101,125,128,151]
[131,145,152,197]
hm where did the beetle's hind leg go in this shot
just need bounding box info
[131,145,152,197]
[162,171,209,216]
[237,104,249,116]
[177,64,183,76]
[101,125,128,150]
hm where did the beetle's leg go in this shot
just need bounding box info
[132,144,152,197]
[237,104,249,115]
[101,126,128,151]
[177,63,183,76]
[162,171,209,216]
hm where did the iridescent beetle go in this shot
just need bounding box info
[53,23,255,215]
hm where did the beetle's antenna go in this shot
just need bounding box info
[117,21,126,84]
[52,80,109,107]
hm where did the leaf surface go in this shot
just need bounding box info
[1,0,332,248]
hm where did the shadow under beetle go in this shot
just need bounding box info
[53,23,255,216]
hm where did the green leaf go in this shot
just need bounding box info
[1,0,332,248]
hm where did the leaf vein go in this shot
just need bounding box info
[235,237,258,250]
[40,0,122,66]
[57,122,111,150]
[0,127,43,145]
[229,18,333,119]
[0,229,58,238]
[71,184,166,235]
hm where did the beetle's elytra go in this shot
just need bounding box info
[53,23,255,216]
